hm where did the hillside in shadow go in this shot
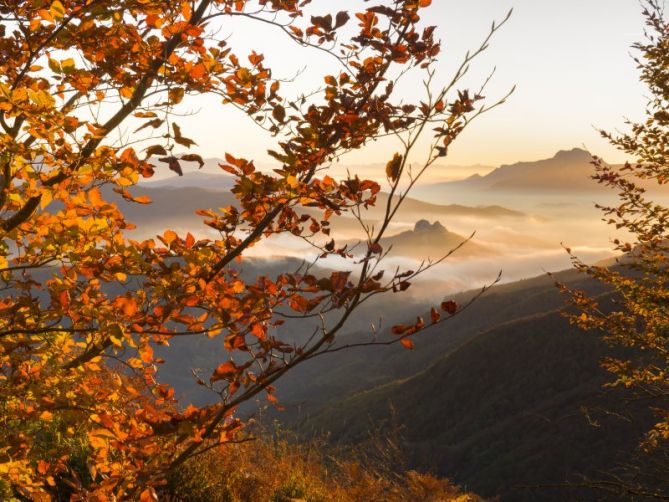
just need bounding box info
[258,268,664,501]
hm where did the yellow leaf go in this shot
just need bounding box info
[50,0,66,20]
[286,175,299,188]
[38,8,54,23]
[61,58,75,74]
[48,58,61,74]
[40,189,53,210]
[88,430,110,449]
[120,86,134,99]
[27,89,55,108]
[109,324,125,347]
[127,358,144,369]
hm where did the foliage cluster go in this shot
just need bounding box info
[563,0,669,498]
[0,0,508,498]
[566,0,669,451]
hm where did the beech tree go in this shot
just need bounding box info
[564,0,669,497]
[0,1,509,499]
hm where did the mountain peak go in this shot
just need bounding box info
[414,219,447,233]
[553,147,591,161]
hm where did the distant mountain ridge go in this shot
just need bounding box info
[140,157,494,187]
[432,148,600,192]
[106,183,526,241]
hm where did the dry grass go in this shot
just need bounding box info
[162,424,484,502]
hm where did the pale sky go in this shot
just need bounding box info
[175,0,647,169]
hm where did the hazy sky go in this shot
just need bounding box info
[176,1,647,170]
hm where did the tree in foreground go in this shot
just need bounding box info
[0,0,510,499]
[564,0,669,498]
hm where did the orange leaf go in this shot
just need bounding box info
[140,345,153,364]
[37,460,49,475]
[251,323,266,340]
[211,361,238,382]
[163,230,178,245]
[140,488,158,502]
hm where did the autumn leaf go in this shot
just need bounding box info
[172,123,197,148]
[140,488,158,502]
[158,156,183,176]
[385,153,402,182]
[272,105,286,123]
[140,345,153,364]
[134,118,164,133]
[335,11,350,29]
[392,324,409,335]
[441,300,458,315]
[39,411,54,421]
[163,229,178,245]
[210,361,238,383]
[180,153,205,168]
[145,145,168,158]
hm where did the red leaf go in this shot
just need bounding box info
[441,300,458,315]
[392,324,409,335]
[158,156,183,176]
[369,242,383,254]
[267,393,279,404]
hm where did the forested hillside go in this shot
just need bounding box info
[267,268,663,500]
